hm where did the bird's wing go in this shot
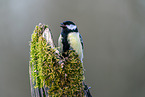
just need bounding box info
[79,33,84,50]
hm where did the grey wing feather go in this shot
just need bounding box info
[79,33,84,50]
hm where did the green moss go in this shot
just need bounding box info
[29,23,85,97]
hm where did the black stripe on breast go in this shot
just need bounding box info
[61,30,70,52]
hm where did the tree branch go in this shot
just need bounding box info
[29,23,92,97]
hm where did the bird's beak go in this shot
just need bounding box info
[60,23,67,28]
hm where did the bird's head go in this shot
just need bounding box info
[60,21,78,32]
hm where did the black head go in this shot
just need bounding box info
[60,21,78,32]
[61,21,75,25]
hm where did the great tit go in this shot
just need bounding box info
[58,21,83,63]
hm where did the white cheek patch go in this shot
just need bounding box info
[66,24,77,30]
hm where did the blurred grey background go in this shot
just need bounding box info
[0,0,145,97]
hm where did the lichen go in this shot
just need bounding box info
[29,23,85,97]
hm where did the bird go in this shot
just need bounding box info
[58,21,83,63]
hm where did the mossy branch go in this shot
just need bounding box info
[29,23,91,97]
